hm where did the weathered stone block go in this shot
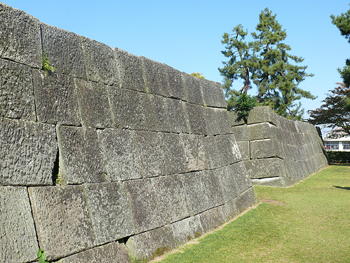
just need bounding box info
[141,56,169,96]
[33,71,81,125]
[0,187,39,263]
[83,182,135,244]
[203,135,222,169]
[237,141,250,160]
[57,125,107,184]
[149,94,171,132]
[247,122,276,141]
[126,225,176,260]
[81,37,118,85]
[250,138,282,159]
[199,78,226,108]
[247,106,279,126]
[216,134,242,165]
[236,187,256,212]
[124,179,164,233]
[165,98,190,133]
[114,48,145,92]
[75,78,113,128]
[153,174,190,223]
[181,134,208,172]
[186,103,208,135]
[28,185,96,260]
[217,166,238,202]
[41,23,87,78]
[0,59,36,121]
[206,107,222,135]
[133,131,166,177]
[109,86,156,130]
[162,133,187,175]
[199,206,225,233]
[0,118,57,185]
[182,72,204,105]
[180,171,211,215]
[98,129,142,181]
[244,158,286,179]
[0,3,42,68]
[232,125,248,141]
[216,109,233,134]
[202,169,225,208]
[164,64,186,100]
[171,216,203,245]
[229,111,246,126]
[58,242,129,263]
[227,162,252,195]
[220,198,239,221]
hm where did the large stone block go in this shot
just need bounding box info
[149,94,171,132]
[124,179,164,233]
[237,141,250,160]
[126,225,176,260]
[141,56,169,96]
[81,37,118,85]
[57,125,107,184]
[58,242,129,263]
[165,98,190,133]
[180,171,211,215]
[247,122,276,141]
[216,134,242,165]
[162,133,187,175]
[28,185,96,260]
[33,71,81,125]
[153,174,190,223]
[226,162,252,195]
[182,72,204,105]
[229,111,246,126]
[236,187,256,212]
[198,78,226,108]
[247,106,279,126]
[114,48,145,92]
[0,3,42,68]
[206,107,222,135]
[133,131,166,177]
[98,129,142,181]
[0,118,57,185]
[250,138,283,159]
[244,158,286,179]
[75,78,113,128]
[203,135,222,169]
[220,198,239,221]
[186,103,208,134]
[108,86,156,130]
[83,182,135,244]
[41,23,87,78]
[199,206,225,233]
[180,134,208,172]
[232,125,248,141]
[0,187,39,263]
[164,64,186,100]
[217,166,238,202]
[0,59,36,121]
[171,216,203,245]
[216,109,233,134]
[202,169,225,208]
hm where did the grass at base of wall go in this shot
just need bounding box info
[153,164,350,263]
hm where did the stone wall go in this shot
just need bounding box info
[230,106,328,187]
[0,3,255,262]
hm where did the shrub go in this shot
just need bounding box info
[232,93,257,123]
[327,151,350,163]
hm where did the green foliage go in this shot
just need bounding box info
[327,151,350,163]
[308,82,350,135]
[37,249,49,263]
[190,72,206,79]
[231,93,257,122]
[194,231,201,238]
[42,49,56,74]
[331,6,350,87]
[219,8,315,120]
[151,246,171,259]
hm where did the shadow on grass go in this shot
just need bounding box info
[333,186,350,191]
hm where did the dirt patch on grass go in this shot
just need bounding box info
[260,199,285,205]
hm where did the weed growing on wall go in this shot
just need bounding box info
[42,48,56,74]
[37,249,49,263]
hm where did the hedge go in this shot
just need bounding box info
[326,151,350,163]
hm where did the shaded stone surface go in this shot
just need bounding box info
[0,118,57,185]
[153,174,190,223]
[203,136,222,169]
[84,182,135,244]
[217,166,239,203]
[199,206,225,233]
[181,134,208,172]
[126,226,176,260]
[248,106,279,126]
[133,131,166,177]
[75,78,113,128]
[229,111,245,126]
[81,37,118,85]
[237,141,250,160]
[0,59,36,121]
[41,23,86,78]
[199,78,226,108]
[171,216,203,245]
[58,242,129,263]
[247,122,276,141]
[182,72,204,105]
[220,198,239,221]
[228,162,252,195]
[0,187,39,263]
[124,179,164,233]
[164,64,186,100]
[149,94,171,132]
[236,187,256,212]
[202,169,225,208]
[28,185,96,260]
[161,132,187,175]
[250,138,281,159]
[114,48,145,92]
[57,125,107,184]
[33,70,81,125]
[141,56,169,96]
[165,98,190,133]
[245,158,286,180]
[0,3,42,68]
[216,134,242,165]
[98,129,142,181]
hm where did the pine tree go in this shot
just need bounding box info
[219,8,316,119]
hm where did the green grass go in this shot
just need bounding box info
[154,164,350,263]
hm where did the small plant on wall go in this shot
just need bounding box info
[37,249,49,263]
[42,48,56,74]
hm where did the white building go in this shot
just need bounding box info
[323,127,350,151]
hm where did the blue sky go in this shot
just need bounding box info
[3,0,350,120]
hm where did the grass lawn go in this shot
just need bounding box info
[153,164,350,263]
